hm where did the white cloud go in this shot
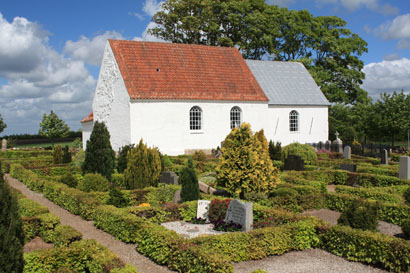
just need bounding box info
[0,13,96,135]
[143,0,163,17]
[133,22,165,42]
[375,14,410,40]
[129,12,145,21]
[64,31,124,66]
[314,0,399,15]
[362,58,410,100]
[397,39,410,50]
[383,53,401,61]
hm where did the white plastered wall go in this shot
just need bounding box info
[91,42,131,152]
[264,105,328,146]
[130,100,268,155]
[81,121,93,149]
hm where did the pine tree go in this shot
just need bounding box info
[180,158,200,202]
[0,172,24,273]
[82,121,115,180]
[53,144,63,164]
[216,123,280,198]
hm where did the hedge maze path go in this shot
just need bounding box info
[5,174,174,273]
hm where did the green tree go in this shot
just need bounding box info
[216,123,279,198]
[0,114,6,134]
[150,0,368,104]
[124,140,162,189]
[53,144,63,164]
[180,157,200,202]
[82,121,115,180]
[62,145,72,164]
[117,144,134,173]
[372,91,410,147]
[0,171,24,273]
[38,110,70,139]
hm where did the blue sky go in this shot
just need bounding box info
[0,0,409,135]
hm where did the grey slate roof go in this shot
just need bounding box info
[246,60,330,106]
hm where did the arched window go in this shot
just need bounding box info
[289,110,299,132]
[230,106,242,129]
[190,106,202,130]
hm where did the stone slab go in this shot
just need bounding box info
[224,199,253,232]
[198,181,216,194]
[196,200,211,220]
[399,156,410,180]
[340,164,357,173]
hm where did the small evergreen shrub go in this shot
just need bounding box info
[402,218,410,238]
[53,145,63,164]
[52,225,82,247]
[0,171,24,273]
[62,145,72,163]
[107,187,130,208]
[60,173,78,188]
[268,140,282,161]
[271,187,299,198]
[208,199,231,223]
[77,173,110,192]
[337,199,379,231]
[180,158,200,202]
[117,144,134,173]
[82,121,115,180]
[404,187,410,204]
[282,143,317,165]
[244,191,267,202]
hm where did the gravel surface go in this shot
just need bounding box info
[24,236,53,253]
[233,249,388,273]
[5,174,174,273]
[161,221,225,238]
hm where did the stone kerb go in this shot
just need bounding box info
[224,199,253,232]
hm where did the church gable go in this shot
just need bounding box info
[108,40,268,102]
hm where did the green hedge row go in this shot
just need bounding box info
[356,165,398,177]
[321,225,410,273]
[0,150,52,159]
[0,156,53,173]
[335,185,404,204]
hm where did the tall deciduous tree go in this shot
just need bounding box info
[82,121,115,180]
[39,110,70,139]
[0,171,24,273]
[149,0,368,104]
[0,114,6,134]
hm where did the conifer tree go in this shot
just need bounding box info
[53,144,63,164]
[0,172,24,273]
[62,145,72,163]
[216,123,280,198]
[180,157,200,202]
[82,121,115,180]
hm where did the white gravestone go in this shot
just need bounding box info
[196,200,211,221]
[224,199,253,232]
[1,139,6,152]
[343,146,351,159]
[399,156,410,180]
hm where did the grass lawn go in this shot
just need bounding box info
[14,141,76,148]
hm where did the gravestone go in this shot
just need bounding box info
[325,140,332,151]
[159,171,179,185]
[343,146,351,159]
[224,199,253,232]
[283,155,305,171]
[399,156,410,180]
[198,181,216,194]
[332,132,343,153]
[318,141,324,150]
[172,189,181,203]
[1,139,6,152]
[340,164,357,172]
[196,200,211,221]
[381,149,388,165]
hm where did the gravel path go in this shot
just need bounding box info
[5,174,174,273]
[233,248,388,273]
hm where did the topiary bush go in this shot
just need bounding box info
[60,173,78,188]
[53,144,63,164]
[180,158,200,202]
[82,121,115,180]
[107,187,130,208]
[268,140,282,161]
[402,218,410,238]
[337,199,379,231]
[117,144,134,173]
[62,145,72,163]
[281,143,317,165]
[124,140,162,189]
[216,123,280,198]
[0,171,24,273]
[77,173,110,192]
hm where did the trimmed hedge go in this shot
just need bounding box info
[321,225,410,273]
[335,185,404,203]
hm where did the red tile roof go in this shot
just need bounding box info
[108,40,268,102]
[81,112,93,123]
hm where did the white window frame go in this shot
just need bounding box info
[190,106,202,131]
[289,110,299,132]
[230,106,242,129]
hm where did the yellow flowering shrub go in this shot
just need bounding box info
[215,123,280,198]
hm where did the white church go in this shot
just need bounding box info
[81,40,329,155]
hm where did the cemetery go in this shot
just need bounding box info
[1,124,410,273]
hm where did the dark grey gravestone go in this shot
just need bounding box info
[224,199,253,232]
[173,189,181,203]
[1,139,6,152]
[340,164,357,172]
[159,171,179,185]
[381,149,388,165]
[325,140,332,151]
[283,155,305,171]
[343,146,351,159]
[318,141,324,150]
[399,156,410,180]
